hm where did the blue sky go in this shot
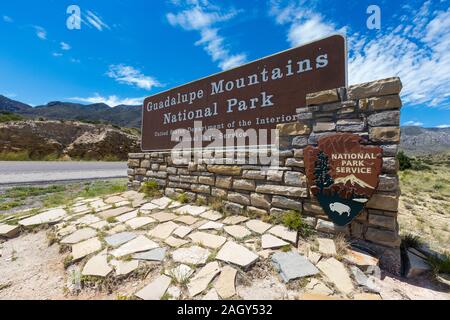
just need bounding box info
[0,0,449,128]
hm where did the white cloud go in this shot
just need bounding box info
[52,53,63,57]
[404,121,424,127]
[34,26,47,40]
[83,10,110,31]
[60,42,71,50]
[3,15,13,23]
[167,0,247,70]
[107,64,163,90]
[436,124,450,128]
[69,94,145,107]
[270,1,450,109]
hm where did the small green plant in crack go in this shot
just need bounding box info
[281,245,292,252]
[106,217,117,224]
[161,292,173,300]
[177,193,189,204]
[140,180,162,198]
[281,211,313,238]
[207,249,219,263]
[63,255,74,269]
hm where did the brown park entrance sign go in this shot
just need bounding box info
[304,134,383,226]
[141,34,347,151]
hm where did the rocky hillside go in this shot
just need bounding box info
[0,120,141,161]
[0,95,142,128]
[401,126,450,156]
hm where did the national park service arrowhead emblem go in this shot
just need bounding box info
[304,134,383,226]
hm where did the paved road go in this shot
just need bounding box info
[0,161,128,185]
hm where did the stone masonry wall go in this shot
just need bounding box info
[127,77,403,273]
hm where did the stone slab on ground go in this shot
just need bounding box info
[165,236,189,248]
[268,225,297,244]
[344,248,379,267]
[104,195,127,204]
[175,205,208,216]
[202,288,220,300]
[151,197,173,209]
[140,202,159,211]
[305,278,334,296]
[111,259,139,276]
[60,228,97,245]
[214,265,237,299]
[406,250,432,278]
[201,210,223,221]
[350,266,380,293]
[90,221,108,230]
[133,247,166,262]
[98,207,134,220]
[174,215,198,225]
[135,275,172,300]
[353,293,382,300]
[246,220,272,234]
[317,258,355,295]
[72,237,103,261]
[272,252,319,282]
[111,235,159,258]
[198,221,224,230]
[216,241,259,268]
[75,214,101,226]
[125,217,155,230]
[151,212,178,222]
[224,225,252,240]
[173,226,193,238]
[172,246,210,265]
[167,264,194,283]
[317,238,337,256]
[189,232,227,249]
[0,224,20,238]
[116,210,139,223]
[222,215,249,225]
[261,234,289,249]
[82,250,112,277]
[148,221,179,240]
[104,232,137,247]
[19,208,67,227]
[188,262,221,297]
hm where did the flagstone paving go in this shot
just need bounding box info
[2,192,427,300]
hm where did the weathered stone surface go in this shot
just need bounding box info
[366,227,401,248]
[256,185,307,197]
[369,127,400,143]
[272,252,319,282]
[167,264,194,283]
[135,275,171,300]
[269,225,297,244]
[343,249,379,267]
[202,288,220,300]
[368,111,400,126]
[336,119,366,132]
[243,170,266,180]
[272,196,302,211]
[215,265,237,299]
[98,207,134,219]
[316,219,350,235]
[72,237,103,261]
[19,208,67,226]
[306,89,339,105]
[317,258,355,295]
[165,236,189,248]
[211,188,228,199]
[366,193,398,212]
[377,175,399,192]
[61,228,97,245]
[201,210,223,221]
[216,241,259,268]
[227,192,250,205]
[172,246,210,265]
[317,238,337,256]
[189,232,227,249]
[350,266,380,293]
[208,165,242,176]
[303,202,325,215]
[222,215,249,225]
[105,195,126,204]
[82,251,112,277]
[233,179,256,191]
[353,293,382,300]
[133,247,166,261]
[125,217,155,230]
[246,220,272,234]
[291,136,308,148]
[369,95,402,111]
[250,193,271,209]
[224,225,252,240]
[174,215,198,225]
[313,122,336,132]
[285,158,305,168]
[188,262,221,297]
[151,211,177,222]
[112,235,159,257]
[173,225,193,238]
[277,123,311,136]
[369,214,396,229]
[175,205,208,216]
[347,77,402,100]
[111,259,139,276]
[305,279,333,296]
[140,202,159,211]
[284,172,306,187]
[261,234,289,249]
[148,221,179,239]
[215,176,233,189]
[199,221,224,230]
[116,210,139,222]
[406,250,431,278]
[191,184,211,194]
[0,224,20,238]
[266,170,284,182]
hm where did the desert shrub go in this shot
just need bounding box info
[427,253,450,275]
[0,151,30,161]
[282,211,313,238]
[401,233,422,249]
[140,180,161,198]
[398,151,412,171]
[0,112,24,123]
[177,192,189,204]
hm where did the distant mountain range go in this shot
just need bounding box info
[0,95,142,128]
[1,95,450,156]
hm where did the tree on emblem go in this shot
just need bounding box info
[314,151,334,192]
